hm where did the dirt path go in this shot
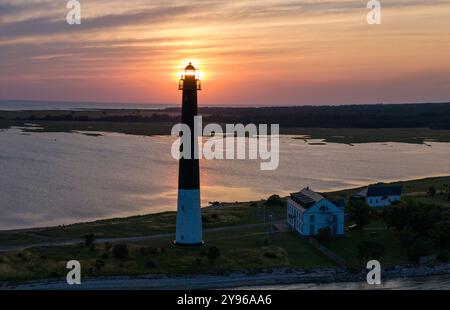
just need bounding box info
[0,222,275,253]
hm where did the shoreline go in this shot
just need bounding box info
[1,174,449,233]
[4,264,450,290]
[3,107,450,144]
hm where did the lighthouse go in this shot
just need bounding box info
[175,63,203,246]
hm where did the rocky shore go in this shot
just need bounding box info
[4,263,450,290]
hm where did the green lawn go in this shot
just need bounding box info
[0,201,286,244]
[327,230,409,268]
[0,226,333,282]
[326,176,450,202]
[405,195,450,207]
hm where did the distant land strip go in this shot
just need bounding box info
[1,102,450,144]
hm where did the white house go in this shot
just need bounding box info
[355,185,402,208]
[286,187,345,236]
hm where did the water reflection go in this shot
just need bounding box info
[1,129,450,229]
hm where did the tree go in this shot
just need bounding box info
[428,186,436,197]
[443,184,449,197]
[407,203,442,237]
[430,220,450,248]
[382,202,409,232]
[408,238,433,262]
[317,227,332,245]
[84,234,95,247]
[207,246,220,263]
[398,231,415,251]
[346,200,374,234]
[112,244,129,261]
[357,241,385,269]
[265,195,283,206]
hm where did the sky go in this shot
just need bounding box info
[0,0,449,106]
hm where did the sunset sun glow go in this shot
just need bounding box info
[0,0,449,106]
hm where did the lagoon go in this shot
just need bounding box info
[1,128,450,230]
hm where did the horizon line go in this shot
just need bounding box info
[1,99,450,110]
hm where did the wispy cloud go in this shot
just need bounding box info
[0,0,449,105]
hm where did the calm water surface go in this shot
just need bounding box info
[1,128,450,230]
[237,274,450,290]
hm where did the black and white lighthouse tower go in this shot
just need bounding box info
[175,63,203,246]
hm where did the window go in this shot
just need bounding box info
[310,215,315,223]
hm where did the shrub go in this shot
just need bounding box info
[95,259,105,269]
[112,244,129,261]
[207,246,220,263]
[101,253,109,260]
[49,271,58,278]
[430,220,450,248]
[104,242,112,251]
[436,251,449,263]
[139,247,148,256]
[398,231,415,251]
[346,200,375,234]
[357,241,385,265]
[409,238,433,262]
[317,227,332,244]
[148,247,158,255]
[265,195,283,206]
[382,203,409,232]
[428,186,436,197]
[263,251,279,259]
[84,234,95,247]
[146,260,156,268]
[195,258,202,266]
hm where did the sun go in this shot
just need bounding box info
[174,59,206,81]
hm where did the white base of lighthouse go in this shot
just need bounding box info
[175,189,203,246]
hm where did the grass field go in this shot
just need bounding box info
[326,230,409,268]
[0,227,334,282]
[325,176,450,202]
[0,200,286,246]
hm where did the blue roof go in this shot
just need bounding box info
[366,185,402,197]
